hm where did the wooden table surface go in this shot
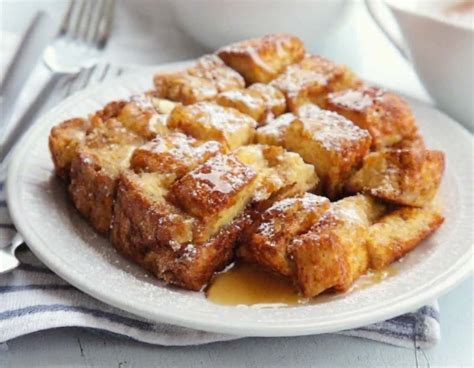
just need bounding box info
[1,1,472,367]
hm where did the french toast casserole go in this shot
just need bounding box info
[49,33,445,299]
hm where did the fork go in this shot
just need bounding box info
[0,63,126,274]
[0,0,116,161]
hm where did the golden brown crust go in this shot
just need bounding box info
[49,118,92,180]
[248,83,287,119]
[366,206,444,269]
[153,55,245,105]
[284,111,372,199]
[234,144,319,205]
[116,95,175,139]
[130,132,225,179]
[68,119,144,234]
[270,55,362,112]
[346,149,445,207]
[69,147,132,234]
[168,154,257,221]
[238,193,330,276]
[188,54,245,92]
[325,87,420,149]
[289,195,380,297]
[214,89,266,122]
[167,102,256,149]
[112,171,240,290]
[217,33,305,84]
[91,100,128,124]
[255,113,296,146]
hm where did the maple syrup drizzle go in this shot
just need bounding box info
[206,263,398,307]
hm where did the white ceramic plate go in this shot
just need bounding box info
[6,61,473,337]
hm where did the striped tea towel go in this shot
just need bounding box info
[0,165,441,348]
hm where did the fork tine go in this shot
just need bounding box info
[72,0,87,39]
[97,0,116,49]
[84,1,100,43]
[91,0,107,47]
[59,0,76,36]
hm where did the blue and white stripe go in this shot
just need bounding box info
[0,164,440,347]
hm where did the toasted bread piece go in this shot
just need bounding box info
[215,83,287,124]
[325,87,420,149]
[238,193,330,276]
[367,206,444,269]
[270,55,361,111]
[188,54,245,92]
[167,102,256,149]
[154,72,218,105]
[248,83,287,119]
[391,133,425,150]
[112,171,239,291]
[91,100,128,124]
[255,113,296,146]
[69,119,144,234]
[289,195,385,297]
[143,218,242,290]
[153,55,245,105]
[234,144,318,204]
[168,153,258,242]
[116,95,175,139]
[284,110,372,198]
[49,118,92,180]
[217,33,305,84]
[130,132,225,182]
[346,149,445,207]
[112,171,194,260]
[214,89,266,122]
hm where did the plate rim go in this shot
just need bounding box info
[6,61,474,337]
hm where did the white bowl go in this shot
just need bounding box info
[377,0,474,130]
[170,0,348,51]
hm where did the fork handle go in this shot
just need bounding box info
[0,73,63,161]
[0,233,24,274]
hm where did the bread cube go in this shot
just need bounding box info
[248,83,287,119]
[91,100,127,124]
[366,206,444,269]
[187,54,245,92]
[49,118,92,180]
[238,193,330,276]
[112,171,239,291]
[168,154,258,242]
[112,171,195,260]
[154,71,219,105]
[284,110,372,198]
[214,89,266,122]
[255,113,296,146]
[325,87,420,149]
[217,33,305,83]
[153,55,244,105]
[271,55,361,111]
[234,144,318,204]
[346,149,445,207]
[289,195,383,297]
[215,84,286,124]
[143,217,242,290]
[130,132,225,181]
[167,102,256,149]
[116,95,175,139]
[68,119,144,234]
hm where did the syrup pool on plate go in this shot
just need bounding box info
[206,262,398,307]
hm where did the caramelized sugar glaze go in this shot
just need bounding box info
[48,33,445,305]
